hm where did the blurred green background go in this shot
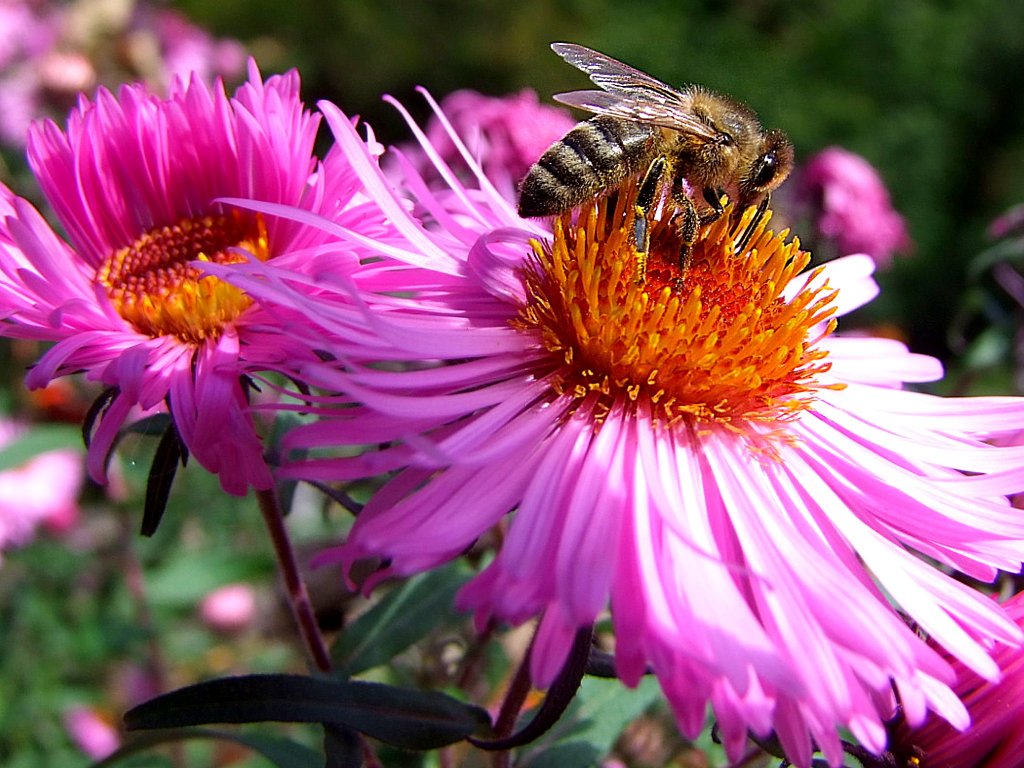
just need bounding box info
[184,0,1024,368]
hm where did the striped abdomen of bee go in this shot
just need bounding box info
[517,115,659,218]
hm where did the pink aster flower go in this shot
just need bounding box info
[892,591,1024,768]
[218,95,1024,766]
[0,63,378,495]
[795,146,912,267]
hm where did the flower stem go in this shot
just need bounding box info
[491,649,534,768]
[495,644,535,739]
[256,487,332,673]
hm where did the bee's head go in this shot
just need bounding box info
[739,130,794,206]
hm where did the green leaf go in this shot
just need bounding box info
[0,424,81,471]
[333,561,473,676]
[962,325,1011,370]
[125,674,492,750]
[518,677,662,768]
[91,727,322,768]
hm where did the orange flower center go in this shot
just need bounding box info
[517,189,840,427]
[97,211,270,344]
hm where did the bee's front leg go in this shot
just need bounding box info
[670,195,699,271]
[734,193,771,254]
[668,181,727,271]
[701,186,728,224]
[663,177,707,271]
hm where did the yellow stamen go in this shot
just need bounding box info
[517,188,841,428]
[97,211,270,344]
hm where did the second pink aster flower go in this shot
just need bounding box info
[890,591,1024,768]
[414,88,575,198]
[0,63,376,495]
[219,94,1024,766]
[794,146,912,267]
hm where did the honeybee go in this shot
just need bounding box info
[518,42,794,264]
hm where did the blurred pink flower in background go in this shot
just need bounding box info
[0,1,58,71]
[794,146,912,267]
[0,1,246,148]
[412,88,575,198]
[988,203,1024,241]
[218,95,1024,767]
[0,71,41,148]
[142,8,247,87]
[113,663,161,708]
[200,583,257,633]
[64,706,120,760]
[37,50,97,94]
[0,418,83,553]
[0,0,61,145]
[893,591,1024,768]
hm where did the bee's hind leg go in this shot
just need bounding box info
[632,156,667,281]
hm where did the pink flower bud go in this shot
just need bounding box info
[64,706,119,760]
[200,583,256,633]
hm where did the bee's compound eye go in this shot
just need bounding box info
[749,130,794,193]
[753,153,778,189]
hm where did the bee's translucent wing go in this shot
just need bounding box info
[553,90,720,140]
[550,42,720,141]
[552,43,683,98]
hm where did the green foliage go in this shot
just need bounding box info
[0,437,290,767]
[516,676,663,768]
[331,562,474,677]
[0,424,82,471]
[95,729,323,768]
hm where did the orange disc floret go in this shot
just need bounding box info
[97,210,269,344]
[518,190,840,427]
